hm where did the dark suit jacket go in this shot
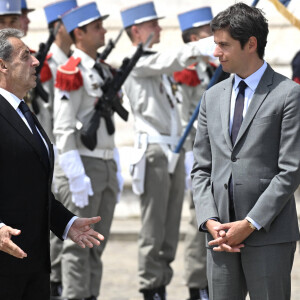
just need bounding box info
[0,94,74,274]
[192,65,300,246]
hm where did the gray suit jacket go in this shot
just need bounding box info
[192,64,300,246]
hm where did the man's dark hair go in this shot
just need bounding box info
[69,25,87,43]
[211,2,268,59]
[125,26,133,41]
[181,27,202,44]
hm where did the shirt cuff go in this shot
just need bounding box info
[62,216,78,240]
[246,216,262,230]
[0,223,6,229]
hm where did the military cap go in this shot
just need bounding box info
[178,7,213,32]
[44,0,77,24]
[61,2,108,33]
[120,1,164,29]
[21,0,34,13]
[0,0,21,15]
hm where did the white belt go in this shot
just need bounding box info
[148,135,180,146]
[79,148,114,160]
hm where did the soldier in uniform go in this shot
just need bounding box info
[37,0,77,143]
[0,0,21,30]
[40,2,78,299]
[53,3,119,299]
[120,2,215,299]
[173,7,217,300]
[20,0,34,36]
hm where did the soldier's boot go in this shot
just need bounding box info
[50,281,64,300]
[143,286,166,300]
[187,287,209,300]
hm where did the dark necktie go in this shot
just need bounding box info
[19,101,49,164]
[231,80,247,145]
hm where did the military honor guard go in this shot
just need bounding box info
[120,2,215,299]
[39,2,79,299]
[53,3,120,299]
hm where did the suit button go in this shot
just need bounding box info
[231,156,237,162]
[224,184,228,189]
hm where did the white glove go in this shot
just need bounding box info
[69,174,94,208]
[184,151,194,190]
[59,150,94,208]
[113,148,124,202]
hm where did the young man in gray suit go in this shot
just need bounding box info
[192,3,300,300]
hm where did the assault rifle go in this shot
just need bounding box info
[26,21,61,113]
[80,33,154,151]
[99,29,123,61]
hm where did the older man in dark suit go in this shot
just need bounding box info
[192,3,300,300]
[0,28,104,300]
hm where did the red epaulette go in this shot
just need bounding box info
[173,63,201,87]
[55,56,83,91]
[293,77,300,85]
[40,59,52,83]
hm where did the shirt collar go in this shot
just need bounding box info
[233,61,267,93]
[0,88,22,110]
[73,47,96,69]
[49,43,68,65]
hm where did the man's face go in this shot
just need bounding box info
[5,37,39,96]
[213,29,248,77]
[60,23,72,46]
[20,11,30,36]
[196,24,212,40]
[136,19,161,47]
[81,19,107,51]
[0,15,21,30]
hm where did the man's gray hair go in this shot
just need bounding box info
[0,28,24,62]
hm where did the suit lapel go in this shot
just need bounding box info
[220,77,234,150]
[234,65,273,147]
[0,95,51,173]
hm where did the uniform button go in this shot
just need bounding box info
[231,156,237,162]
[224,184,228,189]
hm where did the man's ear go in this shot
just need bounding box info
[248,36,257,53]
[0,59,8,74]
[131,25,140,44]
[190,34,199,42]
[73,27,84,41]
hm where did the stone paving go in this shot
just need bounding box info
[99,189,300,300]
[101,240,300,300]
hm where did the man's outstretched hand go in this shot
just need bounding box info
[68,216,104,248]
[0,226,27,258]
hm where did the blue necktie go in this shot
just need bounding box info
[19,101,49,165]
[231,80,247,145]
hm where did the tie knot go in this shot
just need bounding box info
[19,101,30,114]
[238,80,247,93]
